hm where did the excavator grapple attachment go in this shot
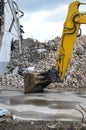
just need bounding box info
[24,68,62,94]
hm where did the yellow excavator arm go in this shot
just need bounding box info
[24,0,86,93]
[56,0,86,80]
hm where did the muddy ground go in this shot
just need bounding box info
[0,88,86,130]
[0,120,85,130]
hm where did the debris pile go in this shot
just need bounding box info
[0,35,86,89]
[0,74,23,88]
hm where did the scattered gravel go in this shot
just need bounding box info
[0,120,85,130]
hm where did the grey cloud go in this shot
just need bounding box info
[15,0,72,12]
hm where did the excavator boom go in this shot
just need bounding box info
[56,0,86,80]
[24,0,86,94]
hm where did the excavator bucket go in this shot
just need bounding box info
[24,68,62,94]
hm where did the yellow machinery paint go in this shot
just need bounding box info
[56,0,86,80]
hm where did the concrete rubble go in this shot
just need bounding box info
[0,35,86,89]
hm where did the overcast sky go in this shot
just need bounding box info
[15,0,86,42]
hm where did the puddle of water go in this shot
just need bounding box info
[8,98,80,110]
[0,89,86,121]
[0,89,23,97]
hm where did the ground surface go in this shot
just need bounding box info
[0,120,85,130]
[0,88,86,130]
